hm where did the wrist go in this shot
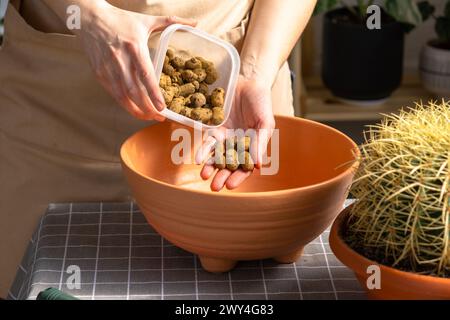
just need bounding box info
[74,0,112,34]
[239,55,279,87]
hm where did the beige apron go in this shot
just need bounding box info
[0,0,293,296]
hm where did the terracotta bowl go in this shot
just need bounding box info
[331,205,450,299]
[120,115,359,272]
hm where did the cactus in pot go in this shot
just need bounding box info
[346,101,449,278]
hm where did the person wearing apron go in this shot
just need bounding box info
[0,0,316,296]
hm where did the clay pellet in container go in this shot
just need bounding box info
[191,107,212,124]
[178,83,196,97]
[189,93,207,108]
[211,107,224,125]
[210,88,225,108]
[185,57,203,70]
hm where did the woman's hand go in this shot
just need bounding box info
[75,3,196,120]
[196,75,275,191]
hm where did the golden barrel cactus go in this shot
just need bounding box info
[347,101,449,277]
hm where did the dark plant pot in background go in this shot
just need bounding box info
[322,8,405,102]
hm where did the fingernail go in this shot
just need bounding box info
[156,102,166,112]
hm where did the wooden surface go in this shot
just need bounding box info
[302,75,435,122]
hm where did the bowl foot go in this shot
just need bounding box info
[273,247,304,264]
[199,256,237,273]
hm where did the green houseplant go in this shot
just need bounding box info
[330,101,450,299]
[315,0,423,104]
[419,0,450,97]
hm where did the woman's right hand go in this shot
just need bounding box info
[75,2,196,120]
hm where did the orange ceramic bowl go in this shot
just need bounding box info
[120,115,359,272]
[330,205,450,299]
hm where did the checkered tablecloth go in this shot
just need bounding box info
[8,201,366,300]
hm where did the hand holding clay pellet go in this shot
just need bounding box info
[212,137,255,172]
[159,49,226,125]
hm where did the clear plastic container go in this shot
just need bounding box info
[153,24,240,129]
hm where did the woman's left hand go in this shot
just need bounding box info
[196,75,275,191]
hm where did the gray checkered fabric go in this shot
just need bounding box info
[8,201,366,300]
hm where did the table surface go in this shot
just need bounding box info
[8,201,366,300]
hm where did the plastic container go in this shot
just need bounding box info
[153,24,240,129]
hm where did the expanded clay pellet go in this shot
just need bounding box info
[189,93,207,108]
[159,74,172,89]
[211,107,224,125]
[210,88,225,108]
[161,87,174,105]
[214,142,226,170]
[198,82,209,95]
[185,57,202,70]
[212,137,255,172]
[193,68,207,82]
[181,69,198,83]
[169,97,185,113]
[171,71,183,85]
[225,149,239,171]
[239,151,254,172]
[170,56,185,69]
[178,83,196,97]
[204,65,218,84]
[236,136,251,152]
[191,107,212,124]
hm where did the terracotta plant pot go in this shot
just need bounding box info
[120,115,359,273]
[330,205,450,299]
